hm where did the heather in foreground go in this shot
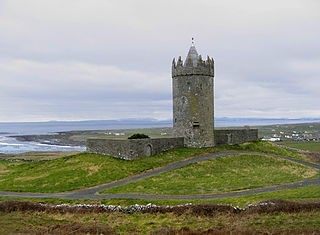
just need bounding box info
[0,200,319,234]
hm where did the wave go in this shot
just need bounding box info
[35,143,85,148]
[0,142,24,146]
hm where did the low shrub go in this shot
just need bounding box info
[128,133,150,139]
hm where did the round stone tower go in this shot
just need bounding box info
[172,42,215,147]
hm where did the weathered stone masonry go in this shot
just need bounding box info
[214,129,258,146]
[172,46,215,148]
[87,137,184,160]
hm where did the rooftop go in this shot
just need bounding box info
[184,43,199,67]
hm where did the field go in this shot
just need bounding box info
[255,122,320,138]
[0,151,80,161]
[101,154,318,195]
[69,127,173,142]
[0,148,216,192]
[1,200,319,234]
[0,141,316,193]
[0,135,319,234]
[278,140,320,152]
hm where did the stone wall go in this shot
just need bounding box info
[86,137,184,160]
[214,129,258,146]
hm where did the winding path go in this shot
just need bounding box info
[0,151,319,200]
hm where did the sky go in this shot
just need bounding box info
[0,0,319,122]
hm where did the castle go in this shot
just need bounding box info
[172,42,215,147]
[87,42,258,160]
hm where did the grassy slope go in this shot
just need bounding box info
[101,154,318,195]
[0,141,316,193]
[0,151,80,161]
[279,141,320,152]
[1,185,319,208]
[220,141,307,160]
[0,148,216,193]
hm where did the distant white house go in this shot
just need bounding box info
[114,133,125,136]
[262,137,281,142]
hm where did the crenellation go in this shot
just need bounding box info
[172,54,214,78]
[177,56,183,67]
[172,58,176,69]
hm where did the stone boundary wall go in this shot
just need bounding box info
[86,137,184,160]
[214,129,258,146]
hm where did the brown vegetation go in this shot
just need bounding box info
[1,200,319,234]
[1,199,319,215]
[150,226,320,235]
[301,151,320,164]
[40,222,117,235]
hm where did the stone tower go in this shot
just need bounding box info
[172,42,215,147]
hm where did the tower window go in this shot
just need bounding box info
[192,121,200,128]
[187,82,191,92]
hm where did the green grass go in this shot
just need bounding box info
[0,151,80,161]
[1,185,319,208]
[0,141,313,193]
[0,148,217,193]
[101,154,318,195]
[279,141,320,152]
[220,141,307,160]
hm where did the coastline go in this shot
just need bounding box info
[9,132,85,147]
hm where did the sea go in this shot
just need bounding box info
[0,118,319,154]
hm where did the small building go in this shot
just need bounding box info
[262,137,281,142]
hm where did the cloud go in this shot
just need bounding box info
[0,59,171,121]
[0,0,319,121]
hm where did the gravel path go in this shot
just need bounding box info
[0,151,319,200]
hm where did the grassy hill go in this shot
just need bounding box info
[1,141,319,234]
[0,141,317,193]
[101,154,317,195]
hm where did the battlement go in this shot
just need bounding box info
[172,55,214,77]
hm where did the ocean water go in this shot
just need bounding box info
[0,120,172,154]
[0,119,319,154]
[0,136,85,154]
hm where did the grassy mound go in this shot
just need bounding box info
[0,148,217,193]
[279,141,320,152]
[100,154,318,195]
[220,141,306,160]
[0,141,314,193]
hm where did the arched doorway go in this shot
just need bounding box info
[145,144,153,157]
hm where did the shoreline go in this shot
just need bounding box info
[7,127,174,148]
[9,133,85,147]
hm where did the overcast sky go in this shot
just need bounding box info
[0,0,319,122]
